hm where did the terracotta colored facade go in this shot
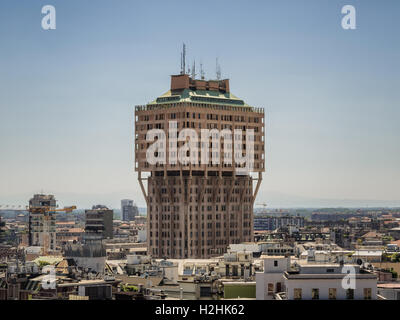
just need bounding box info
[135,74,265,258]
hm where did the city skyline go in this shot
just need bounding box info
[1,0,400,209]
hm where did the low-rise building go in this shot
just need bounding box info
[256,256,290,300]
[377,283,400,300]
[283,263,377,300]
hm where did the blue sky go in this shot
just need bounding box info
[0,0,399,208]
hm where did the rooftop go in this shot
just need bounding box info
[284,272,377,280]
[149,88,249,108]
[137,74,263,113]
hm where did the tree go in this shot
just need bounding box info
[121,284,138,292]
[38,260,51,268]
[390,253,400,263]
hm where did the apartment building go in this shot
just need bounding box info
[28,194,57,253]
[121,199,139,222]
[256,255,290,300]
[284,263,377,300]
[254,215,305,231]
[85,205,113,240]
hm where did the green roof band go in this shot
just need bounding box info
[156,96,180,103]
[191,96,244,105]
[150,88,251,107]
[156,95,244,105]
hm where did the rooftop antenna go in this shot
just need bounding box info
[200,62,205,80]
[180,43,186,75]
[191,60,196,79]
[216,58,221,80]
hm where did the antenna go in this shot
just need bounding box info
[216,58,221,80]
[200,62,205,80]
[180,43,186,75]
[191,60,196,79]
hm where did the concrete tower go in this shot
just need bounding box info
[135,73,265,258]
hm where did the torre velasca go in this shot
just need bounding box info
[135,72,265,259]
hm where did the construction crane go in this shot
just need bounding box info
[47,206,76,213]
[256,202,267,208]
[256,202,268,215]
[0,205,28,211]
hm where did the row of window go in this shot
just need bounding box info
[140,112,262,123]
[149,229,250,241]
[293,288,372,300]
[151,246,230,257]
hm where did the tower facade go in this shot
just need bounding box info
[135,74,265,258]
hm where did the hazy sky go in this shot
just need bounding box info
[0,0,399,209]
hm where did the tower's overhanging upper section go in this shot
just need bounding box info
[135,73,265,174]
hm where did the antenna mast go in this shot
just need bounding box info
[180,43,186,75]
[216,58,221,80]
[200,62,205,80]
[191,60,196,79]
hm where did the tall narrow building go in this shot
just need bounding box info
[28,194,57,253]
[121,199,139,222]
[135,73,265,259]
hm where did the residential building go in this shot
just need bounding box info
[256,255,290,300]
[284,263,377,300]
[121,199,138,222]
[28,194,57,253]
[377,283,400,300]
[85,205,113,240]
[254,215,305,231]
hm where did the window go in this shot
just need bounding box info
[329,288,337,300]
[294,288,302,300]
[274,260,278,267]
[267,283,274,296]
[346,289,354,300]
[364,288,372,300]
[311,288,319,300]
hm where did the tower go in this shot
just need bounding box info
[28,194,57,253]
[135,73,265,259]
[121,199,139,221]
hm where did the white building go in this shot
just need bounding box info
[284,263,377,300]
[377,283,400,300]
[352,250,383,263]
[137,229,147,242]
[256,255,290,300]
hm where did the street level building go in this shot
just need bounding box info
[283,263,377,300]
